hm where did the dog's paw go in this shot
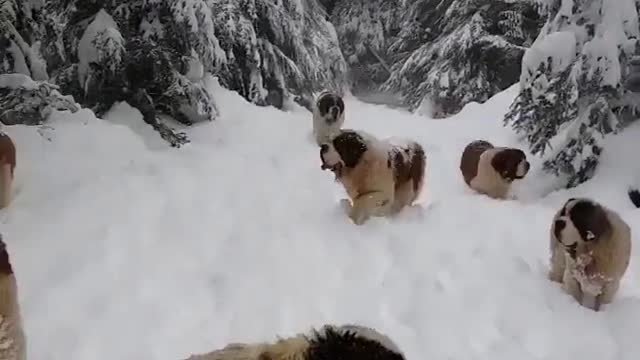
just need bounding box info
[339,198,352,213]
[348,208,369,225]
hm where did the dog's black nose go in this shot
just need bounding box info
[320,144,329,153]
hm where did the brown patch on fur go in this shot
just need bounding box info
[0,133,16,176]
[490,148,526,182]
[460,140,493,185]
[410,145,426,194]
[0,236,12,275]
[332,131,367,168]
[569,200,613,242]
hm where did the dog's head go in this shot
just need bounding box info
[552,198,612,258]
[320,130,368,178]
[308,325,405,360]
[490,148,530,181]
[315,91,345,124]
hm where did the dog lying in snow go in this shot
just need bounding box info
[319,129,426,225]
[183,324,405,360]
[312,91,345,145]
[0,234,26,360]
[549,197,632,311]
[0,131,16,209]
[459,140,529,199]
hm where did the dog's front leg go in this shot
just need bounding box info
[349,191,392,225]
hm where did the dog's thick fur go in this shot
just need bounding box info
[459,140,529,199]
[549,198,632,311]
[0,235,26,360]
[320,130,426,225]
[312,91,345,145]
[0,132,15,209]
[184,324,405,360]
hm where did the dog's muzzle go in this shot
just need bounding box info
[330,106,339,118]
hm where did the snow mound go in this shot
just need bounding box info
[0,81,639,360]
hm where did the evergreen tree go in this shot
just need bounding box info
[504,0,640,188]
[1,0,348,146]
[380,0,542,117]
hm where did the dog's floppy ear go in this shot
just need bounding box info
[568,199,612,242]
[332,131,367,168]
[336,96,345,114]
[490,148,524,180]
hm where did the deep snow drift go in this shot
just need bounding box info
[1,77,639,360]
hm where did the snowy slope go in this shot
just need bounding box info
[1,77,639,360]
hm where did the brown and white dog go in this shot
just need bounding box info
[459,140,529,199]
[0,131,16,209]
[0,235,26,360]
[319,129,426,225]
[312,91,345,145]
[549,198,632,311]
[183,324,405,360]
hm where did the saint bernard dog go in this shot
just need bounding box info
[0,235,26,360]
[459,140,529,199]
[312,91,345,145]
[0,131,15,209]
[549,198,632,311]
[319,129,426,225]
[183,324,405,360]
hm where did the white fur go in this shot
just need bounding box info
[515,159,528,178]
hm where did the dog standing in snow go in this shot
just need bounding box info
[459,140,529,199]
[0,235,26,360]
[312,91,345,145]
[319,129,426,225]
[0,131,16,209]
[183,324,405,360]
[548,198,632,311]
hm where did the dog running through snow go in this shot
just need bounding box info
[319,129,426,225]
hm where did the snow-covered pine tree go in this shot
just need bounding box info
[504,0,640,188]
[2,0,347,146]
[0,0,47,80]
[0,73,78,125]
[379,0,542,117]
[211,0,348,110]
[328,0,403,93]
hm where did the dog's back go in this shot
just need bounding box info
[0,132,15,175]
[460,140,493,186]
[0,235,26,360]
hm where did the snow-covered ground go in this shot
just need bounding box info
[1,77,640,360]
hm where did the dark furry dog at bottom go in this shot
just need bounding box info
[184,324,405,360]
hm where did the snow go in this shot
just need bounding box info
[77,9,122,87]
[0,73,38,90]
[520,31,577,85]
[2,78,640,360]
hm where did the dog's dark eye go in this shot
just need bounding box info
[320,144,329,153]
[553,219,566,240]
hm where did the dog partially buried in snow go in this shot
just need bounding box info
[0,131,16,209]
[0,235,26,360]
[183,324,405,360]
[320,129,426,225]
[549,198,632,311]
[312,91,345,145]
[459,140,529,199]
